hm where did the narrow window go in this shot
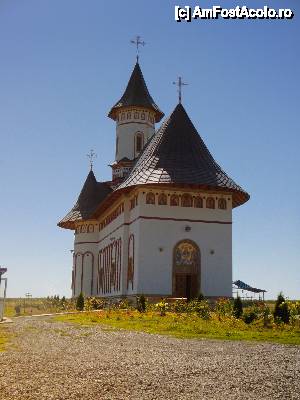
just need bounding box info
[181,193,193,207]
[146,192,155,205]
[135,133,143,153]
[206,197,215,209]
[194,196,203,208]
[158,193,167,205]
[170,194,179,206]
[218,198,227,210]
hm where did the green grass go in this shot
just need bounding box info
[55,310,300,345]
[0,327,9,352]
[4,298,76,317]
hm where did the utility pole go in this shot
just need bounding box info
[25,293,32,315]
[0,267,8,321]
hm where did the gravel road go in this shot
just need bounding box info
[0,316,299,400]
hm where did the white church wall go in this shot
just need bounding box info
[134,189,233,297]
[116,108,155,161]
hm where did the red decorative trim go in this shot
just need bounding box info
[74,253,83,295]
[75,216,231,245]
[118,121,153,128]
[97,238,122,295]
[127,234,135,290]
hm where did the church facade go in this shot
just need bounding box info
[58,61,249,300]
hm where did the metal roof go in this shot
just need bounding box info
[117,103,250,208]
[58,170,112,229]
[108,62,164,123]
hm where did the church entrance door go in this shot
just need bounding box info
[174,274,198,300]
[173,240,200,300]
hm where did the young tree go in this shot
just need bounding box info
[76,292,84,311]
[233,296,243,319]
[274,292,290,324]
[137,294,146,312]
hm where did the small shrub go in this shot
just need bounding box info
[117,298,131,310]
[173,298,188,313]
[289,301,300,327]
[136,295,147,313]
[233,296,243,319]
[243,309,258,324]
[274,292,290,324]
[215,298,233,320]
[15,305,21,316]
[197,292,205,301]
[262,304,273,328]
[76,292,84,311]
[187,300,210,319]
[156,299,168,316]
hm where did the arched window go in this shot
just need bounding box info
[135,133,143,153]
[141,113,145,120]
[206,197,215,209]
[134,112,139,119]
[127,112,131,119]
[116,137,119,156]
[194,196,203,208]
[181,193,193,207]
[218,198,227,210]
[158,193,167,205]
[146,192,155,205]
[170,194,179,206]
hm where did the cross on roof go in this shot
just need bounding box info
[87,149,97,171]
[130,35,146,62]
[173,76,188,104]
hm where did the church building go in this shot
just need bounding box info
[58,60,249,300]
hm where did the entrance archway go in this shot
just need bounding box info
[172,240,200,300]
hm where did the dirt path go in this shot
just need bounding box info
[0,316,299,399]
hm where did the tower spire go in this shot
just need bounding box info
[173,76,188,104]
[130,35,145,62]
[86,149,97,171]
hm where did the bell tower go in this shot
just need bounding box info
[108,62,164,185]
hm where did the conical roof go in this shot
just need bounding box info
[58,170,112,229]
[117,103,249,207]
[108,62,164,122]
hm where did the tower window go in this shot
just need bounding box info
[135,133,143,153]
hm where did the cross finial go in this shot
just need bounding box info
[173,76,188,104]
[87,149,97,171]
[130,35,146,62]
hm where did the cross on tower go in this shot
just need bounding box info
[173,76,188,104]
[87,149,97,171]
[130,35,146,62]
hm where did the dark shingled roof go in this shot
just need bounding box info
[108,62,164,123]
[117,103,249,208]
[58,170,112,229]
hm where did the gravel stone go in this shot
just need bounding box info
[0,316,299,399]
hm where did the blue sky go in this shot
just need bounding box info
[0,0,299,299]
